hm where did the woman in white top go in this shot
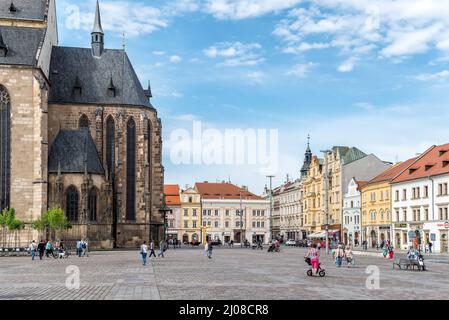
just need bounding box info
[140,241,148,266]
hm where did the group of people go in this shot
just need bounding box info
[29,239,67,260]
[268,239,281,252]
[140,240,168,266]
[75,240,89,258]
[332,245,355,267]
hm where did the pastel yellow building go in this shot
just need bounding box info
[180,187,202,244]
[303,156,324,233]
[361,160,414,247]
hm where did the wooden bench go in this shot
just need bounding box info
[393,258,426,271]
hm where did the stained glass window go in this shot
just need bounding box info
[0,85,11,211]
[66,186,79,222]
[126,118,136,221]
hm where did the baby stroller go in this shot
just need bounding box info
[305,257,326,277]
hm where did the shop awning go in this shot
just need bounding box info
[307,230,339,238]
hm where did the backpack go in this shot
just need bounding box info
[82,243,87,249]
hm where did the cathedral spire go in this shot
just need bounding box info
[91,0,104,58]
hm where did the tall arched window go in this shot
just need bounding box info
[147,119,152,201]
[88,188,98,222]
[0,85,11,211]
[79,114,89,130]
[126,118,136,221]
[66,186,79,222]
[106,116,115,178]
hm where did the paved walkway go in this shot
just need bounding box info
[1,247,449,300]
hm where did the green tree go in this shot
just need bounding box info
[32,208,72,241]
[2,208,25,247]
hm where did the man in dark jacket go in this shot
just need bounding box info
[37,240,46,260]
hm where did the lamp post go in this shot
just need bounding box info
[158,195,172,244]
[266,175,275,242]
[320,149,331,254]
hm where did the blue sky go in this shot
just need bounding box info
[57,0,449,193]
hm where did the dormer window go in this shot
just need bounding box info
[409,167,418,175]
[439,150,448,157]
[0,32,8,57]
[108,77,116,97]
[73,76,82,96]
[443,161,449,168]
[425,164,435,171]
[9,2,17,13]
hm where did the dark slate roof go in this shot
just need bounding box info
[0,0,47,21]
[0,27,44,66]
[48,46,152,108]
[49,130,104,175]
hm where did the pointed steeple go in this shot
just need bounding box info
[300,134,313,178]
[145,80,153,100]
[91,0,104,58]
[0,31,8,57]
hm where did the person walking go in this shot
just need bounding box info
[140,241,148,266]
[345,246,354,267]
[207,240,213,259]
[149,240,156,258]
[334,245,345,267]
[76,240,82,257]
[82,240,89,257]
[428,241,433,254]
[45,240,54,258]
[158,239,166,258]
[29,240,37,261]
[37,240,45,260]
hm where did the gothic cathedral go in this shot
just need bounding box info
[0,0,165,248]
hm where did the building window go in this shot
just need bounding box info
[79,114,89,130]
[225,221,229,228]
[189,197,192,203]
[0,85,11,211]
[226,210,230,216]
[203,221,206,227]
[395,190,399,202]
[424,186,429,198]
[192,221,197,228]
[252,221,256,228]
[184,221,188,228]
[215,210,219,216]
[214,221,219,228]
[203,210,207,216]
[184,209,188,216]
[425,208,429,221]
[192,209,197,216]
[147,119,153,191]
[106,116,115,179]
[208,210,211,216]
[126,118,136,220]
[261,222,265,228]
[207,221,211,226]
[88,188,98,222]
[66,186,79,222]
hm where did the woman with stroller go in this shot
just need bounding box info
[305,243,320,275]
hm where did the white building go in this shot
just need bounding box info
[279,179,304,241]
[342,178,364,247]
[391,144,449,253]
[196,182,270,244]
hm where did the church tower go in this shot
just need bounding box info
[91,0,104,58]
[300,135,313,178]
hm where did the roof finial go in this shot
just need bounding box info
[122,31,126,51]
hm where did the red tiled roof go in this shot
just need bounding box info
[366,157,419,185]
[164,184,180,205]
[392,143,449,183]
[356,181,368,191]
[195,182,261,200]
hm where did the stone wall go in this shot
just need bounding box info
[48,103,165,247]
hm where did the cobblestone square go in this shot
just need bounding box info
[1,248,448,300]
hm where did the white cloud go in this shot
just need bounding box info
[204,42,264,67]
[203,0,302,20]
[245,71,266,84]
[338,57,356,73]
[152,51,166,56]
[415,70,449,81]
[274,0,449,70]
[286,62,318,78]
[169,55,183,63]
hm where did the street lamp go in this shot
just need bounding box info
[158,195,172,244]
[320,149,332,255]
[266,175,275,242]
